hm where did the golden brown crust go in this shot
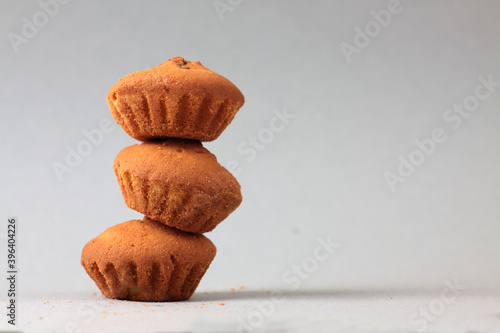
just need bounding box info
[81,218,216,302]
[107,56,245,141]
[113,139,242,233]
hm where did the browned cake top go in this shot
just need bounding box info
[114,139,241,197]
[82,218,216,266]
[107,56,244,107]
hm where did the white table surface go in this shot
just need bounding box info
[3,288,500,333]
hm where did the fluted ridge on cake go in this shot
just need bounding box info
[113,140,242,234]
[81,219,216,302]
[106,56,244,142]
[81,259,211,301]
[114,167,241,234]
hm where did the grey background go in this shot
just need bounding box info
[0,0,499,296]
